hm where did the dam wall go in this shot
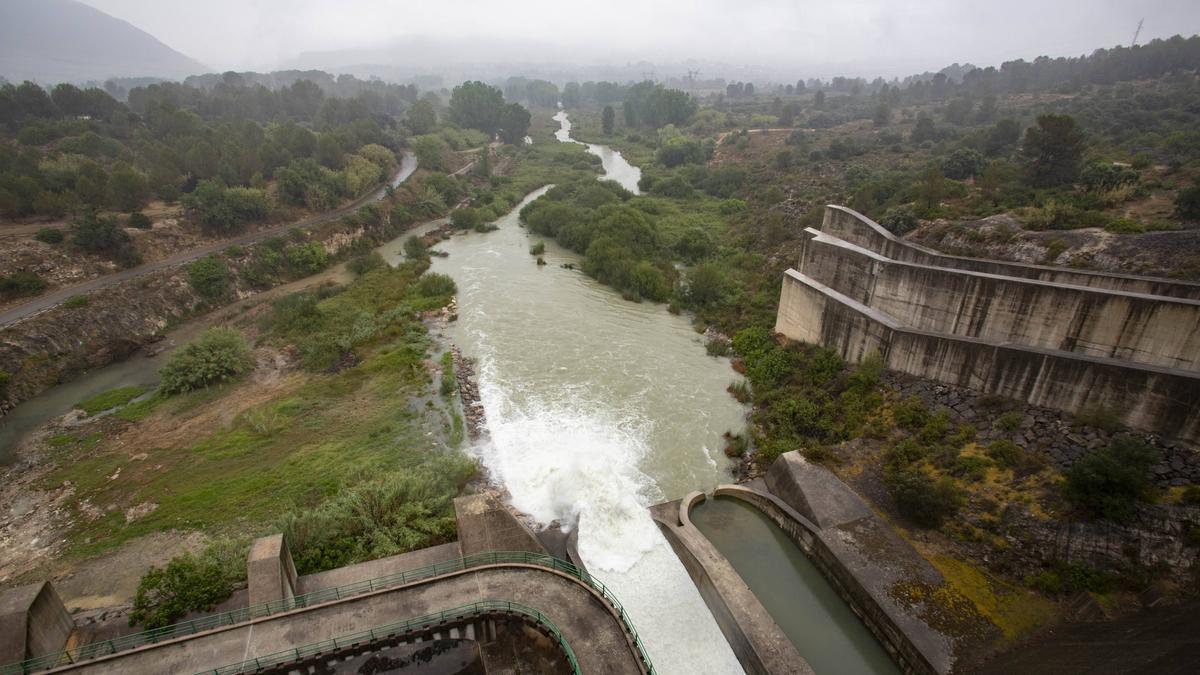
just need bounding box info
[797,228,1200,370]
[820,205,1200,300]
[777,213,1200,441]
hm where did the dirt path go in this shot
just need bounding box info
[0,152,416,329]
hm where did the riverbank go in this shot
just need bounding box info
[0,255,473,614]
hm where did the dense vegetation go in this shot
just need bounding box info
[526,35,1200,560]
[0,74,404,224]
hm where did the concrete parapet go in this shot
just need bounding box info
[454,493,548,556]
[246,534,297,610]
[764,452,872,529]
[649,494,812,675]
[820,205,1200,300]
[0,582,72,665]
[775,268,1200,442]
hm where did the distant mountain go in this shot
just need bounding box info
[0,0,206,84]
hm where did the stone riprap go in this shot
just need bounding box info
[774,206,1200,443]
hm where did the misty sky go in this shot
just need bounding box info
[83,0,1200,78]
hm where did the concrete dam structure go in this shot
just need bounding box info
[775,206,1200,442]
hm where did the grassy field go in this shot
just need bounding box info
[39,261,471,562]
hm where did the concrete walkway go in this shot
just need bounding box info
[47,563,645,675]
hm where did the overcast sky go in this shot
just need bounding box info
[82,0,1200,78]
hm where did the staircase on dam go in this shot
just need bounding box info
[774,205,1200,443]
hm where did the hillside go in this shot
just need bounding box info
[0,0,205,84]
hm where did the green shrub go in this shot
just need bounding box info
[63,295,89,308]
[129,540,246,629]
[884,465,962,528]
[159,328,255,394]
[187,255,231,302]
[950,454,992,482]
[0,272,48,299]
[706,339,731,357]
[1063,436,1159,522]
[347,251,386,277]
[403,235,426,260]
[278,461,475,574]
[985,440,1023,468]
[439,351,456,398]
[412,273,457,302]
[529,241,546,256]
[880,204,919,235]
[1024,570,1063,594]
[894,395,931,430]
[1044,238,1068,261]
[995,411,1024,432]
[224,244,245,257]
[286,242,329,275]
[34,227,64,244]
[450,208,481,230]
[76,386,146,416]
[128,212,152,229]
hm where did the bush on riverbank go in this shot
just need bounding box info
[279,458,476,574]
[129,538,247,629]
[159,328,255,394]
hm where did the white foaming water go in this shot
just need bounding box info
[431,125,746,674]
[472,359,744,673]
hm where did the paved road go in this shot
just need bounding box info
[0,152,417,328]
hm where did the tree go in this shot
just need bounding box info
[601,105,615,135]
[1177,182,1200,221]
[497,102,531,144]
[872,102,891,127]
[918,165,946,212]
[984,119,1022,156]
[411,135,447,171]
[1063,437,1158,522]
[1021,114,1086,187]
[448,81,505,134]
[406,99,437,135]
[71,210,127,252]
[941,148,985,179]
[813,90,825,108]
[106,164,150,211]
[910,116,937,143]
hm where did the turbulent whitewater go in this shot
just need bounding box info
[427,156,747,671]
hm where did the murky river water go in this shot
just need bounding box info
[1,117,750,673]
[414,114,748,673]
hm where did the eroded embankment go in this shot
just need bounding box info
[0,204,414,413]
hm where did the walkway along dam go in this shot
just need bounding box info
[774,205,1200,443]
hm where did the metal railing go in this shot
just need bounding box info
[196,600,578,675]
[1,551,655,675]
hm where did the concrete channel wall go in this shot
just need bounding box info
[649,495,813,675]
[775,270,1200,442]
[820,205,1200,300]
[797,228,1200,371]
[711,486,943,675]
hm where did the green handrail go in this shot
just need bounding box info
[194,600,579,675]
[0,551,655,675]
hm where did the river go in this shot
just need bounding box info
[552,110,642,193]
[0,117,749,672]
[415,113,747,673]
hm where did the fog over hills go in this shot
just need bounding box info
[0,0,206,84]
